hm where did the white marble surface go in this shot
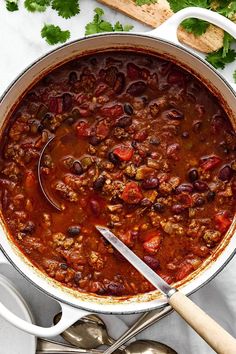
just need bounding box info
[0,1,236,353]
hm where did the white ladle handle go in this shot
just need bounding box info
[148,7,236,91]
[169,291,236,354]
[0,251,90,337]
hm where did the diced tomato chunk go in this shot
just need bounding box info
[76,121,90,137]
[134,129,148,142]
[143,233,161,254]
[175,262,194,281]
[95,120,110,139]
[113,146,134,161]
[215,211,232,233]
[100,104,123,118]
[200,155,221,171]
[121,182,143,204]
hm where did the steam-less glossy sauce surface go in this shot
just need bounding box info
[0,52,235,296]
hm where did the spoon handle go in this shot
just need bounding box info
[37,339,102,353]
[103,306,173,354]
[169,291,236,354]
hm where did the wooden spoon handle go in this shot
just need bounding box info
[169,291,236,354]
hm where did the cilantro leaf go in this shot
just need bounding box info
[168,0,209,13]
[233,71,236,83]
[85,7,133,35]
[217,1,236,19]
[41,24,70,45]
[6,0,18,11]
[181,18,209,36]
[206,48,236,69]
[135,0,158,5]
[222,32,234,58]
[51,0,80,19]
[24,0,51,12]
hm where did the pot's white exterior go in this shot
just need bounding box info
[0,8,235,336]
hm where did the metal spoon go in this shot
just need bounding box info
[37,338,177,353]
[53,313,177,353]
[53,313,115,349]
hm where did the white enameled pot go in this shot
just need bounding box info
[0,7,236,337]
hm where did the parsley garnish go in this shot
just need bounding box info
[135,0,158,5]
[181,18,209,36]
[51,0,80,19]
[206,31,236,69]
[41,24,70,45]
[168,0,209,13]
[6,0,18,11]
[24,0,51,12]
[85,8,133,35]
[233,71,236,83]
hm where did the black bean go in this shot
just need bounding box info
[68,71,78,84]
[72,161,83,175]
[116,116,132,128]
[108,152,120,165]
[124,103,134,115]
[93,175,106,191]
[37,124,44,133]
[142,177,159,190]
[172,204,186,214]
[150,136,160,145]
[89,136,101,146]
[127,81,147,96]
[140,198,153,208]
[60,263,68,270]
[175,183,193,194]
[62,93,73,112]
[194,197,205,207]
[193,180,209,192]
[143,256,160,270]
[153,203,165,213]
[188,168,199,182]
[218,165,233,181]
[67,225,81,236]
[165,108,184,120]
[22,221,35,234]
[207,191,216,202]
[65,117,75,125]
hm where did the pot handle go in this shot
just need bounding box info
[148,7,236,91]
[0,250,90,338]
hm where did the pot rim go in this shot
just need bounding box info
[0,32,236,315]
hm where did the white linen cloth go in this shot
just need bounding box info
[0,1,235,353]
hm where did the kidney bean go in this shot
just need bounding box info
[124,103,134,115]
[153,203,165,213]
[90,199,100,216]
[193,180,209,192]
[207,191,216,202]
[142,177,159,190]
[218,165,233,181]
[127,81,147,96]
[113,73,125,94]
[172,204,186,214]
[108,152,120,165]
[143,256,160,270]
[116,116,132,128]
[167,70,184,84]
[67,225,81,236]
[200,155,221,171]
[93,175,106,191]
[72,161,83,175]
[107,282,125,296]
[68,71,78,84]
[127,63,140,80]
[62,93,73,112]
[188,168,199,182]
[165,108,184,120]
[134,129,148,142]
[140,198,153,208]
[175,183,193,194]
